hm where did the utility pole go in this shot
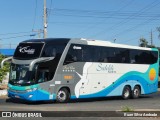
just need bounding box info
[150,29,153,45]
[0,39,2,49]
[32,29,43,38]
[43,0,47,39]
[9,43,11,49]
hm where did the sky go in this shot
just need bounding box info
[0,0,160,48]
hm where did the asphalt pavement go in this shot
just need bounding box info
[0,91,160,119]
[0,91,160,111]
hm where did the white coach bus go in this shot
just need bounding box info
[2,38,159,103]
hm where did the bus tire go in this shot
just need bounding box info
[56,88,70,103]
[132,86,141,99]
[122,86,131,100]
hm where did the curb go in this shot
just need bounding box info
[132,109,160,111]
[0,89,7,96]
[0,95,8,99]
[116,109,160,112]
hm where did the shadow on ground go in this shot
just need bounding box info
[5,94,153,105]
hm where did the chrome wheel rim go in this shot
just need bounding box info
[124,89,129,98]
[134,89,139,97]
[57,91,66,101]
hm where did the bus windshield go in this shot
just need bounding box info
[9,64,35,86]
[14,43,44,60]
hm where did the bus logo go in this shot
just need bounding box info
[96,63,116,73]
[19,46,35,54]
[73,46,82,50]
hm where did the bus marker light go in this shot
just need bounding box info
[64,75,73,80]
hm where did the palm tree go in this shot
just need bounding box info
[139,38,148,47]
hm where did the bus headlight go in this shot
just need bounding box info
[26,88,37,92]
[28,94,33,98]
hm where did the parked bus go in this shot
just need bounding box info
[2,38,159,103]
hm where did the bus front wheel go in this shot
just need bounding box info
[122,86,131,100]
[56,88,70,103]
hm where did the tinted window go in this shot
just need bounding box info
[14,43,44,59]
[114,48,130,63]
[94,47,129,63]
[42,44,65,57]
[82,45,94,62]
[43,46,56,57]
[39,44,66,80]
[130,50,158,64]
[64,44,83,64]
[64,44,158,65]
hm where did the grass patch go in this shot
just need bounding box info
[121,106,134,112]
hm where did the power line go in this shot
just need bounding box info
[0,34,37,40]
[109,2,160,40]
[120,29,157,44]
[50,13,160,20]
[73,0,135,36]
[50,8,160,18]
[49,21,111,24]
[32,0,38,30]
[0,31,33,36]
[90,0,160,38]
[47,0,53,23]
[111,17,159,39]
[47,1,160,39]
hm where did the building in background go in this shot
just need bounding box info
[0,49,15,56]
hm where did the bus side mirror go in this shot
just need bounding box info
[29,57,55,71]
[1,57,12,68]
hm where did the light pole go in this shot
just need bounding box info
[0,39,2,49]
[43,0,47,39]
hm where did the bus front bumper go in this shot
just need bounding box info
[8,89,37,101]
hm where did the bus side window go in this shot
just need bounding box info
[64,44,83,64]
[82,45,94,62]
[42,46,56,57]
[36,69,49,83]
[64,54,77,64]
[93,46,101,62]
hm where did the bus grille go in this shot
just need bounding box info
[9,89,27,93]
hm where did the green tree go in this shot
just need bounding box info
[139,37,155,48]
[139,38,148,47]
[0,54,10,83]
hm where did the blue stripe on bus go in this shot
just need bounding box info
[8,63,158,101]
[71,75,157,99]
[71,63,158,99]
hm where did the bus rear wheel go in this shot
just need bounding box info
[122,86,131,100]
[56,88,70,103]
[132,86,141,99]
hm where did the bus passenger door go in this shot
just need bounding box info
[35,64,55,100]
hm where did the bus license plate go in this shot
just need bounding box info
[15,95,20,98]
